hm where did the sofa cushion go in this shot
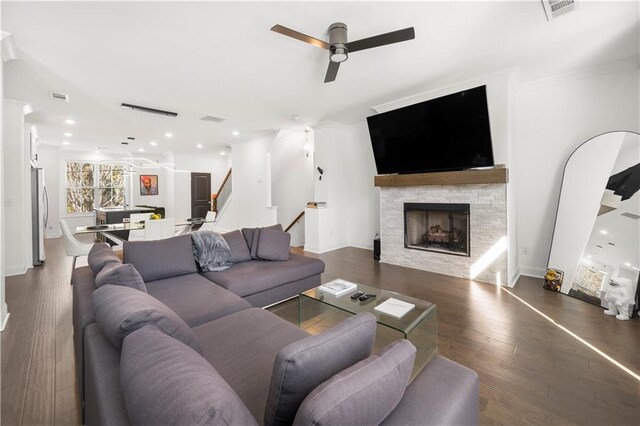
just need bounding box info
[95,263,147,292]
[293,340,416,426]
[223,230,252,263]
[92,284,201,353]
[88,243,121,274]
[263,312,377,426]
[121,326,258,426]
[380,355,480,426]
[124,234,198,281]
[193,308,310,422]
[145,273,251,327]
[201,253,325,298]
[257,229,291,261]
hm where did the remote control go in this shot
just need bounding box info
[359,294,377,302]
[351,291,365,300]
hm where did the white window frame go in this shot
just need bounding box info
[64,161,127,215]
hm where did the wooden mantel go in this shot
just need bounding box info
[374,167,508,187]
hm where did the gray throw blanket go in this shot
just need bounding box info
[191,231,234,272]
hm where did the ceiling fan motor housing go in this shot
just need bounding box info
[329,22,348,62]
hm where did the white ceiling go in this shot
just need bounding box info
[3,1,639,155]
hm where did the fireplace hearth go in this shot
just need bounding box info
[404,203,470,256]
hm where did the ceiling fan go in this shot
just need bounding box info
[271,22,415,83]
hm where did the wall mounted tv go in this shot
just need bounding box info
[367,85,494,175]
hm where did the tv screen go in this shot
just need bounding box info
[367,85,494,175]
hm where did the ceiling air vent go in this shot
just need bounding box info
[541,0,578,21]
[50,91,70,102]
[620,212,640,220]
[200,115,226,123]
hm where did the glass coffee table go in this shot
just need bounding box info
[299,281,438,381]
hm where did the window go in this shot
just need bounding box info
[99,164,125,208]
[65,162,125,213]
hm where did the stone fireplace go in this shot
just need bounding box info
[404,203,470,257]
[376,169,510,286]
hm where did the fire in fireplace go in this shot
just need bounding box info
[404,203,470,256]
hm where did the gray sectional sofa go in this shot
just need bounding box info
[72,230,480,425]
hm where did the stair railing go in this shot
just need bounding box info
[214,168,232,213]
[284,210,305,233]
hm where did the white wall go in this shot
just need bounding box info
[226,133,279,229]
[516,63,640,277]
[0,46,8,330]
[306,123,350,252]
[271,129,314,247]
[339,123,380,250]
[170,153,230,221]
[3,99,32,276]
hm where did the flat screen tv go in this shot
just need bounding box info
[367,85,494,175]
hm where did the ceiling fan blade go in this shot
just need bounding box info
[324,61,340,83]
[346,27,415,53]
[271,24,330,50]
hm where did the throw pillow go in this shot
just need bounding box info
[249,224,284,260]
[95,263,147,292]
[223,230,252,262]
[123,235,198,281]
[257,229,291,261]
[121,325,258,426]
[241,228,258,253]
[263,312,376,426]
[88,243,121,274]
[292,339,416,426]
[92,284,201,353]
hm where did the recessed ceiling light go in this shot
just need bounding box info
[625,262,632,267]
[165,132,173,138]
[587,255,592,258]
[138,148,145,152]
[600,230,608,235]
[220,151,226,156]
[232,131,239,137]
[64,132,73,137]
[65,119,76,125]
[150,141,157,146]
[196,144,203,149]
[62,141,70,145]
[94,150,100,154]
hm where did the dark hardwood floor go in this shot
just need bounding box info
[2,239,639,425]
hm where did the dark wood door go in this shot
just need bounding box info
[191,172,211,218]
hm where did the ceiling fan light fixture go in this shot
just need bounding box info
[330,45,348,63]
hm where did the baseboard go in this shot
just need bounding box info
[519,266,546,278]
[348,243,374,251]
[5,265,28,277]
[304,244,349,254]
[508,267,521,288]
[0,303,10,331]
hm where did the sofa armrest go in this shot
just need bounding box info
[381,355,479,426]
[72,266,98,403]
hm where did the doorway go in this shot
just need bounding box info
[190,172,211,219]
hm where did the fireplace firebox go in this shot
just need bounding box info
[404,203,470,256]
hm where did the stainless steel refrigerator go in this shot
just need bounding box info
[31,167,48,266]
